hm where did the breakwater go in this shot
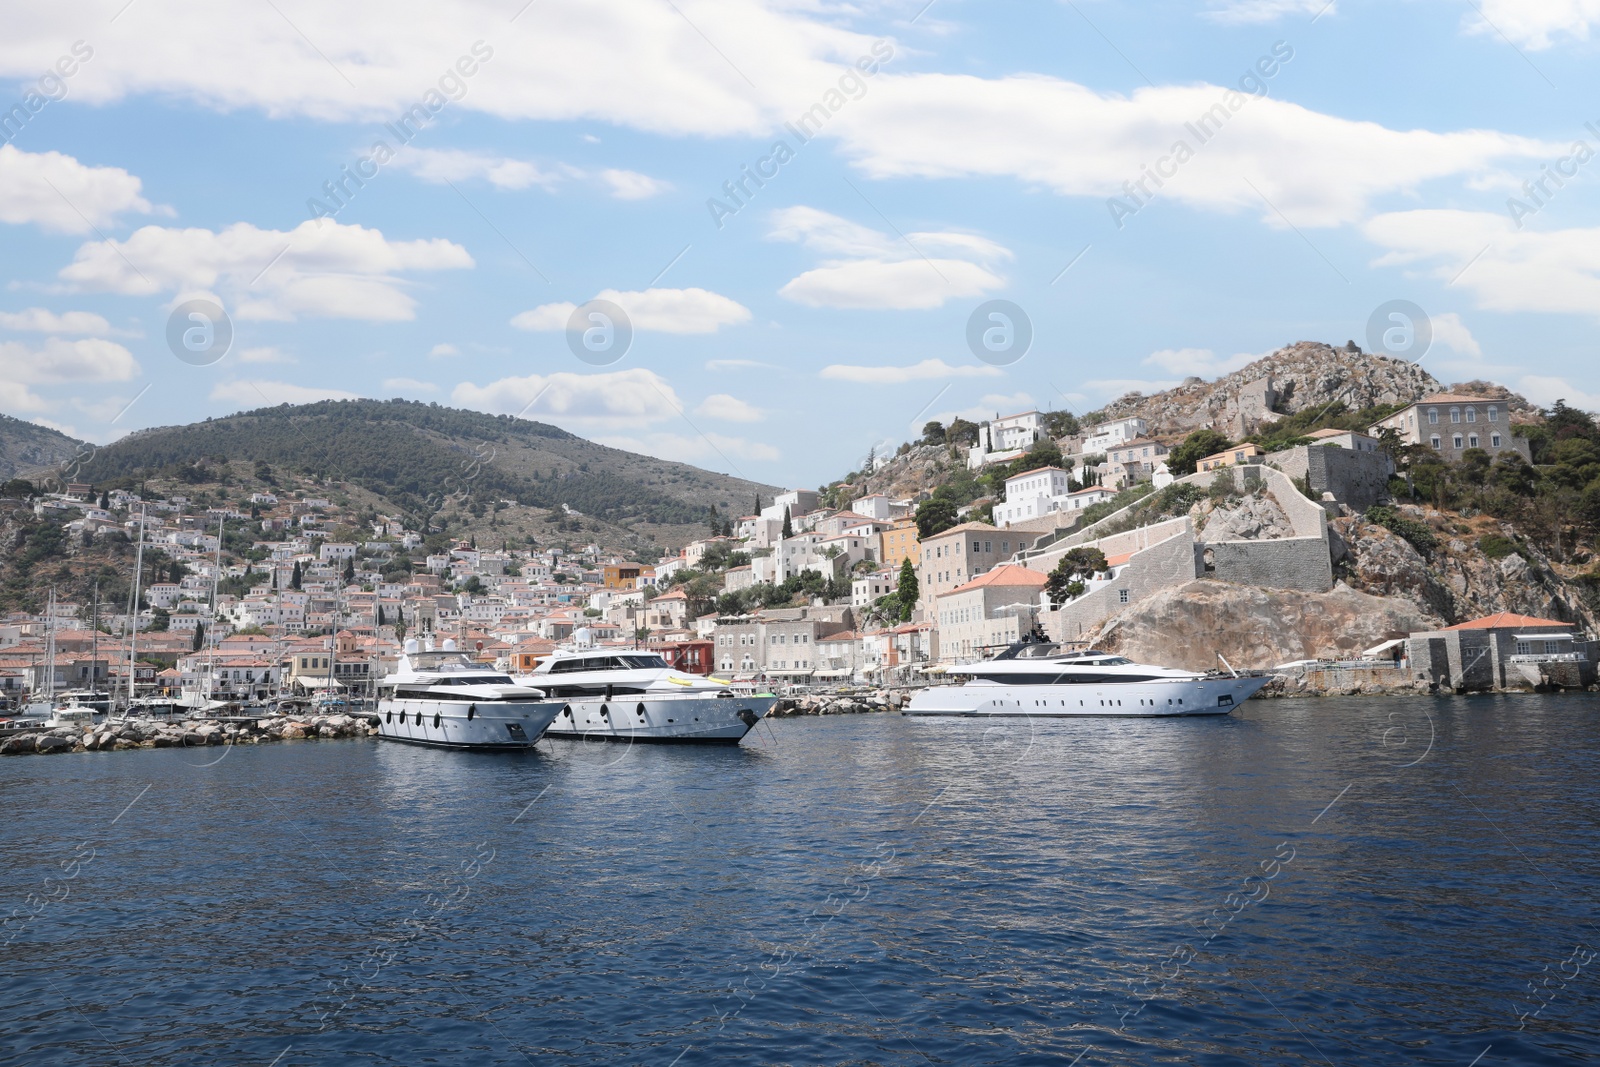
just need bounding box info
[0,713,375,757]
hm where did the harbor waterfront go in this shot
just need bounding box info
[3,697,1596,1066]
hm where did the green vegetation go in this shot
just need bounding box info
[1075,483,1156,529]
[896,557,918,622]
[916,498,960,538]
[1045,546,1107,603]
[1245,401,1408,453]
[1478,534,1523,560]
[1365,505,1439,553]
[1167,429,1234,476]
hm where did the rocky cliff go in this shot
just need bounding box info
[1093,579,1437,671]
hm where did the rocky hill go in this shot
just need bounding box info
[0,412,84,482]
[1093,341,1442,438]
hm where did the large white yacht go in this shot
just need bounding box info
[906,635,1272,718]
[515,643,777,744]
[376,638,561,749]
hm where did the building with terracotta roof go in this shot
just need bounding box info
[1369,393,1531,462]
[935,563,1048,663]
[1405,611,1593,691]
[916,521,1017,611]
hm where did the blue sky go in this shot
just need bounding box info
[2,0,1598,488]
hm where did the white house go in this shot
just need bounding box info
[851,494,894,521]
[852,570,898,608]
[1084,416,1149,454]
[993,466,1075,528]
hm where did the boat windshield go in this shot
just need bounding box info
[547,653,669,673]
[408,651,479,672]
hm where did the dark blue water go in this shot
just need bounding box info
[3,695,1598,1066]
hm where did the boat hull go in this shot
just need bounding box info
[375,698,561,749]
[904,676,1272,717]
[543,694,777,743]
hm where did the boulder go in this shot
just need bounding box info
[0,734,37,755]
[36,734,72,753]
[280,723,307,740]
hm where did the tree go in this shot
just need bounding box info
[342,558,355,583]
[782,506,793,538]
[947,418,980,446]
[915,498,959,539]
[1168,429,1234,476]
[753,493,762,517]
[1042,410,1081,439]
[290,560,302,590]
[896,557,919,621]
[921,421,946,445]
[376,603,386,627]
[149,607,170,631]
[192,622,205,652]
[1045,547,1108,604]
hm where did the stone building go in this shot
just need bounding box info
[1369,392,1532,462]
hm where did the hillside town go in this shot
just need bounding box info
[1,360,1595,709]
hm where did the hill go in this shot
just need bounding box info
[0,412,84,482]
[68,400,777,552]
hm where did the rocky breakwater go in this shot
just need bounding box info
[769,690,906,717]
[0,714,377,757]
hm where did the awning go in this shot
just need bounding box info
[766,669,815,677]
[1514,632,1573,641]
[1361,638,1407,657]
[813,668,853,678]
[917,663,949,674]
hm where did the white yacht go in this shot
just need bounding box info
[515,645,778,744]
[376,638,560,749]
[906,636,1272,718]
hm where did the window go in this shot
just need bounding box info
[984,541,991,553]
[1431,435,1441,449]
[1488,406,1499,422]
[1453,435,1464,449]
[1428,408,1439,424]
[972,541,981,553]
[1119,589,1129,604]
[1465,407,1476,423]
[1469,434,1479,448]
[1492,433,1502,447]
[1450,407,1461,423]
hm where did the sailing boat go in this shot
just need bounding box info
[111,504,180,722]
[57,584,111,713]
[34,589,97,729]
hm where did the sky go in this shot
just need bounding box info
[1,0,1599,490]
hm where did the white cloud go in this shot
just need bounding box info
[705,358,772,371]
[210,380,361,407]
[429,342,461,358]
[1468,0,1600,49]
[834,75,1554,229]
[1430,312,1482,358]
[695,393,763,422]
[599,169,670,199]
[59,219,473,322]
[929,392,1037,425]
[381,377,438,393]
[1517,375,1600,412]
[512,287,750,334]
[0,337,140,383]
[0,381,50,414]
[1202,0,1330,24]
[820,358,1002,384]
[1362,209,1600,318]
[770,206,1010,310]
[0,307,114,335]
[452,367,684,429]
[596,431,780,464]
[390,147,559,190]
[1143,347,1262,378]
[238,346,297,364]
[0,145,153,233]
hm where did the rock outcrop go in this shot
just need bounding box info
[1331,509,1595,630]
[1091,579,1438,671]
[769,690,905,717]
[1196,489,1295,541]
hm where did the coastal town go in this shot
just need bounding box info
[2,351,1594,730]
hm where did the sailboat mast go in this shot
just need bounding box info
[127,503,146,709]
[90,583,99,700]
[44,587,56,702]
[206,514,223,703]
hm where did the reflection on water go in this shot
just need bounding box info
[1,694,1597,1065]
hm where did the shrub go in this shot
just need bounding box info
[1479,535,1522,560]
[1366,505,1438,552]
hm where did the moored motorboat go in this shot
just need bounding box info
[905,634,1271,717]
[515,642,777,744]
[376,638,560,749]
